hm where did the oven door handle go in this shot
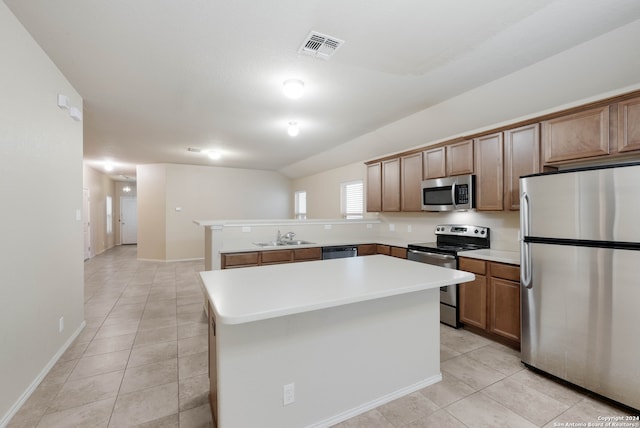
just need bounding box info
[408,250,456,261]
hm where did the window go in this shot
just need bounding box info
[294,191,307,219]
[106,196,113,234]
[341,180,364,219]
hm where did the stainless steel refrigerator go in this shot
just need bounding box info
[520,163,640,411]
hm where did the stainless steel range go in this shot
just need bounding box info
[408,224,490,328]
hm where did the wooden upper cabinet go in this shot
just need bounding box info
[446,140,474,176]
[382,158,401,212]
[366,162,382,212]
[542,106,610,163]
[422,147,446,179]
[617,96,640,153]
[400,152,423,211]
[504,124,540,210]
[474,133,503,211]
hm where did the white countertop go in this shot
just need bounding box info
[219,238,412,253]
[458,249,520,265]
[200,255,474,325]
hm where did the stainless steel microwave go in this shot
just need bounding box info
[421,174,475,211]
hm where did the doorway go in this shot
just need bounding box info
[83,188,91,259]
[120,196,138,245]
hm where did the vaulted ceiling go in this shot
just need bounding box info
[5,0,640,180]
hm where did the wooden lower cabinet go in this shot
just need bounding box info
[459,275,487,329]
[376,245,390,255]
[293,247,322,261]
[208,302,218,425]
[459,257,521,348]
[221,252,259,269]
[389,246,407,259]
[357,244,377,256]
[260,249,293,265]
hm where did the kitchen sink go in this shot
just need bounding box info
[253,240,315,247]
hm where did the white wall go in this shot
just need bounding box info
[138,163,292,261]
[0,2,84,424]
[292,162,371,220]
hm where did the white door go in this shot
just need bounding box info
[83,188,91,259]
[120,196,138,245]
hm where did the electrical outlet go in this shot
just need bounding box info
[407,225,412,233]
[366,223,373,229]
[389,223,395,232]
[283,383,295,406]
[242,226,251,232]
[324,224,332,230]
[59,317,64,333]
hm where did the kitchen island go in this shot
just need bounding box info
[200,255,474,428]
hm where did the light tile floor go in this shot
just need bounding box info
[7,245,638,427]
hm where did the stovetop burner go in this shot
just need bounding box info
[408,224,490,255]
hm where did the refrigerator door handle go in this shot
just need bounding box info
[521,191,532,289]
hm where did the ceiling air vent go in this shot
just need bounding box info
[187,147,202,153]
[298,31,344,60]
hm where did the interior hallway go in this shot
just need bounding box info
[6,245,636,427]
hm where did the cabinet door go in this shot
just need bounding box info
[208,303,218,425]
[357,244,377,256]
[423,147,446,179]
[542,106,610,163]
[459,275,487,329]
[474,133,504,211]
[376,244,390,255]
[382,158,401,212]
[446,140,474,176]
[400,152,423,211]
[222,252,259,269]
[260,250,293,265]
[617,96,640,153]
[489,278,520,342]
[504,124,540,210]
[389,246,407,259]
[293,247,322,261]
[366,163,382,212]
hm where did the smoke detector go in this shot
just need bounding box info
[298,31,344,60]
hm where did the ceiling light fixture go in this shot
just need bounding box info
[104,163,114,172]
[122,186,132,193]
[287,122,300,137]
[282,79,305,99]
[207,151,222,160]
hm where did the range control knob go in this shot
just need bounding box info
[474,229,479,234]
[481,230,486,235]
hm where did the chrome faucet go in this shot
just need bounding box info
[276,230,295,243]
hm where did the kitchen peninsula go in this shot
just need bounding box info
[200,255,474,428]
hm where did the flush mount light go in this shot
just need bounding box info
[282,79,305,99]
[104,163,114,172]
[122,186,132,193]
[207,151,222,160]
[287,122,300,137]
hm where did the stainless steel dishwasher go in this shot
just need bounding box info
[321,245,358,259]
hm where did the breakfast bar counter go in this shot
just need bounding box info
[199,255,473,427]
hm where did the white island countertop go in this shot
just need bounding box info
[200,255,474,325]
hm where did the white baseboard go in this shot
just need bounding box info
[306,373,443,428]
[0,321,86,428]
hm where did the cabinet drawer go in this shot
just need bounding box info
[490,262,520,282]
[260,250,293,264]
[390,246,407,259]
[293,247,321,261]
[357,244,377,256]
[459,257,486,275]
[222,252,259,268]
